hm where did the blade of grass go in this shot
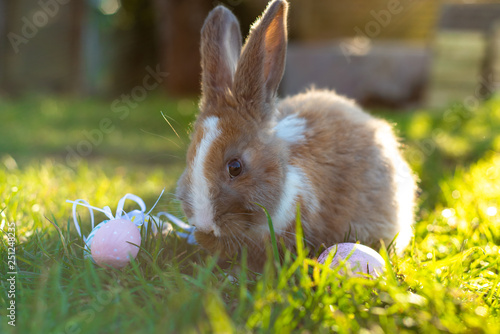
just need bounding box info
[295,203,304,260]
[255,203,280,265]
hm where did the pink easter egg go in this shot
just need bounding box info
[90,218,141,269]
[317,243,385,277]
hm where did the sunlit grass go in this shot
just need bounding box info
[0,95,499,333]
[383,96,500,211]
[0,95,196,165]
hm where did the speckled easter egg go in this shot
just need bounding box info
[90,218,141,269]
[317,243,386,277]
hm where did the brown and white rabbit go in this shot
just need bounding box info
[175,0,417,270]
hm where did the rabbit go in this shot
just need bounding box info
[175,0,417,271]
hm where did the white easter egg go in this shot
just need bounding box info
[90,218,141,269]
[317,243,386,277]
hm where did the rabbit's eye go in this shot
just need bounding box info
[227,159,242,178]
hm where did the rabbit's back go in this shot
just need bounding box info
[277,89,416,252]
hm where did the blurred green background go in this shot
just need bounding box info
[1,0,499,167]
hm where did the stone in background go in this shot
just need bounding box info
[282,41,429,109]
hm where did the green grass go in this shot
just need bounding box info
[1,94,500,333]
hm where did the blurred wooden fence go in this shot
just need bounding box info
[1,0,499,103]
[288,0,439,42]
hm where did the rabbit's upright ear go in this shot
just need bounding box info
[200,6,242,103]
[234,0,288,109]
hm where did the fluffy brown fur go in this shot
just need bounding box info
[175,0,416,271]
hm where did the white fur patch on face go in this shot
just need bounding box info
[273,114,307,143]
[190,116,221,236]
[271,165,319,233]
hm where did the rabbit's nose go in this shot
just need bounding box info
[192,217,221,237]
